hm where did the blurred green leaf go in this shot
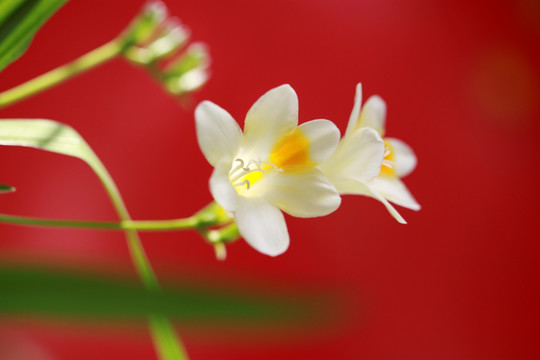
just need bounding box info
[0,184,14,193]
[0,266,328,325]
[0,0,68,73]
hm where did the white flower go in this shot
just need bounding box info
[195,85,341,256]
[319,83,420,224]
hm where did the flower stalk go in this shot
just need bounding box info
[0,213,198,231]
[0,202,234,234]
[0,39,125,109]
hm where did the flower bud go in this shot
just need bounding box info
[119,1,210,97]
[121,1,168,49]
[164,43,210,94]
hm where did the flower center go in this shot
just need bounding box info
[380,141,395,177]
[228,158,280,194]
[229,129,313,195]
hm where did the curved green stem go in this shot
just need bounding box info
[0,213,199,231]
[88,156,159,291]
[0,38,124,109]
[90,154,189,360]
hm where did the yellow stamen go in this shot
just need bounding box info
[229,159,266,194]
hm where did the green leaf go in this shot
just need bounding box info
[0,184,15,193]
[0,120,116,202]
[0,266,329,325]
[0,0,69,73]
[0,119,101,168]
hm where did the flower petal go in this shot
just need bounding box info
[241,85,298,158]
[235,197,289,256]
[332,178,407,224]
[367,176,421,211]
[297,119,340,164]
[357,95,386,136]
[250,166,341,218]
[320,127,384,183]
[387,138,417,178]
[195,101,243,166]
[209,159,238,212]
[345,83,363,137]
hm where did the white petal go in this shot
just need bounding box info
[209,160,238,212]
[235,197,289,256]
[345,83,363,137]
[367,176,421,211]
[332,178,407,224]
[250,166,341,218]
[358,95,386,136]
[387,138,417,178]
[195,101,243,166]
[320,127,384,183]
[241,85,298,158]
[297,119,340,164]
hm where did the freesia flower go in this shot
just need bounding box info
[195,85,341,256]
[319,83,420,223]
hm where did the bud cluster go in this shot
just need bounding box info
[120,1,210,96]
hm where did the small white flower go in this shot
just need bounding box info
[195,85,341,256]
[319,83,420,224]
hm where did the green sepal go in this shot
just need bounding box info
[194,202,232,228]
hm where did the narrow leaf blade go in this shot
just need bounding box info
[0,0,69,72]
[0,119,107,178]
[0,266,328,325]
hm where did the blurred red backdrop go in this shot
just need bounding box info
[0,0,539,359]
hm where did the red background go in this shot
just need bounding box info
[1,0,539,359]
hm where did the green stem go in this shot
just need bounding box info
[0,213,198,231]
[90,158,159,291]
[150,315,189,360]
[0,39,124,109]
[88,156,189,359]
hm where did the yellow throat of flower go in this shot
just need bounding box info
[380,140,395,177]
[229,129,313,195]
